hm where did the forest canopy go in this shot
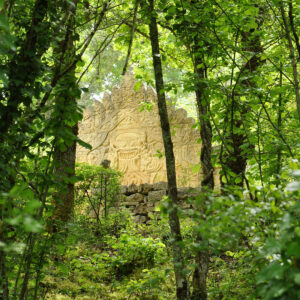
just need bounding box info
[0,0,299,299]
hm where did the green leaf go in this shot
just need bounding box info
[23,216,43,233]
[167,6,176,16]
[192,163,201,173]
[286,241,300,258]
[294,273,300,285]
[154,149,163,158]
[134,81,142,92]
[57,262,69,275]
[264,238,282,254]
[64,166,74,174]
[59,143,67,152]
[56,244,66,255]
[0,71,8,86]
[69,176,78,184]
[257,261,286,283]
[24,199,42,213]
[235,177,242,184]
[0,14,9,31]
[77,138,92,150]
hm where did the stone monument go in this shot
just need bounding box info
[76,73,204,187]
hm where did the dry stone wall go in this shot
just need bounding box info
[120,182,200,224]
[77,72,204,187]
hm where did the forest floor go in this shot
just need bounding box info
[42,210,256,300]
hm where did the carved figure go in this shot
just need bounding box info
[76,72,204,187]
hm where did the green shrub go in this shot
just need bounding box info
[75,163,122,224]
[100,232,166,279]
[256,172,300,299]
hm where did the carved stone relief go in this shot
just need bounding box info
[76,72,206,187]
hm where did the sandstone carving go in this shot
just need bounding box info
[77,72,205,187]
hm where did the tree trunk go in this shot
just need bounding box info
[0,0,49,137]
[276,64,283,188]
[191,245,209,300]
[279,0,300,121]
[221,15,264,187]
[52,1,79,226]
[148,0,188,298]
[122,0,140,75]
[190,40,214,300]
[53,124,78,223]
[194,63,214,190]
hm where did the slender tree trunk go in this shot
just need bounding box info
[190,43,214,300]
[194,63,214,189]
[288,1,300,62]
[276,64,283,188]
[122,0,140,75]
[191,245,209,300]
[279,0,300,121]
[148,0,188,298]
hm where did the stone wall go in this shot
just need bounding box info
[120,182,200,224]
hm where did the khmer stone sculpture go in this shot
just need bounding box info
[76,72,204,187]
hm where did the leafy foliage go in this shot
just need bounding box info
[257,171,300,299]
[0,0,299,298]
[75,163,122,224]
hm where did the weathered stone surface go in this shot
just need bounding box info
[137,183,153,194]
[135,203,148,214]
[134,215,148,223]
[123,202,138,207]
[189,187,202,197]
[127,183,138,195]
[120,185,128,195]
[76,72,206,187]
[127,193,144,203]
[84,182,204,224]
[118,182,204,224]
[178,187,192,200]
[148,190,167,202]
[134,215,141,223]
[153,181,168,191]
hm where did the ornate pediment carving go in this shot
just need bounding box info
[77,72,205,187]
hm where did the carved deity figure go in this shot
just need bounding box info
[76,72,204,187]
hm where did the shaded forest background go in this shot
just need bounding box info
[0,0,299,299]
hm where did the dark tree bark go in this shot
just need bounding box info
[191,56,213,300]
[0,0,50,137]
[53,124,78,223]
[221,15,265,187]
[187,16,214,296]
[52,1,79,225]
[148,0,188,298]
[288,0,300,60]
[52,1,110,225]
[279,0,300,121]
[194,63,214,190]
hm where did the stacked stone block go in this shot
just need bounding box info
[120,182,200,224]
